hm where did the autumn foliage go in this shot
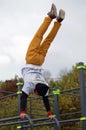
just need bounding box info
[0,64,85,130]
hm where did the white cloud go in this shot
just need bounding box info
[0,54,11,64]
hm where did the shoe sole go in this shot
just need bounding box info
[59,9,65,19]
[51,3,57,17]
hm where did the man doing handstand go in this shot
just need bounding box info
[20,3,65,120]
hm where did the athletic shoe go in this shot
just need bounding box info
[57,9,65,22]
[47,3,57,19]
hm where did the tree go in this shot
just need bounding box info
[53,65,81,120]
[43,70,51,82]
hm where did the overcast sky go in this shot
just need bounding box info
[0,0,86,81]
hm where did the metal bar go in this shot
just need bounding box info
[33,117,60,130]
[20,118,60,129]
[0,116,20,122]
[77,62,86,130]
[17,83,23,130]
[54,118,60,130]
[0,120,28,127]
[53,87,60,130]
[25,115,34,130]
[0,116,59,128]
[60,111,81,116]
[16,118,80,129]
[0,117,80,126]
[61,87,80,94]
[64,93,80,97]
[0,90,15,94]
[23,121,55,128]
[60,118,80,123]
[0,115,82,129]
[0,93,17,100]
[32,117,51,122]
[17,84,22,115]
[28,94,54,101]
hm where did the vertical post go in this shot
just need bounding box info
[16,82,23,115]
[77,62,86,130]
[53,87,60,130]
[16,81,23,130]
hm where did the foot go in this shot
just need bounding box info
[47,3,57,19]
[57,9,65,22]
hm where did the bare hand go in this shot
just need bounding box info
[20,113,26,120]
[48,115,55,120]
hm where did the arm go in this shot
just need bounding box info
[42,96,52,117]
[20,91,28,119]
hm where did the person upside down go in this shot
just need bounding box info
[20,3,65,120]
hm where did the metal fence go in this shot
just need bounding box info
[0,62,86,130]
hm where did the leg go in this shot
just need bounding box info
[26,16,52,64]
[26,3,57,65]
[39,9,65,57]
[39,21,61,57]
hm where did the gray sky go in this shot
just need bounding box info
[0,0,86,80]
